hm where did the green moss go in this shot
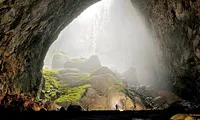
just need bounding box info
[42,69,62,100]
[45,94,51,99]
[62,72,79,76]
[54,84,91,103]
[79,73,90,81]
[43,69,62,75]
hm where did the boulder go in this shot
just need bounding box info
[49,103,61,111]
[158,91,180,104]
[51,52,69,69]
[84,88,97,98]
[143,87,160,98]
[90,66,117,77]
[58,68,80,75]
[88,74,119,95]
[153,96,167,106]
[167,100,200,112]
[64,55,101,73]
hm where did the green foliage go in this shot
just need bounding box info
[42,69,62,100]
[62,72,79,76]
[54,84,91,103]
[43,69,62,75]
[78,73,90,81]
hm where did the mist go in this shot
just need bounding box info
[44,0,168,88]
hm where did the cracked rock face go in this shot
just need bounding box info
[0,0,99,95]
[0,0,200,102]
[132,0,200,102]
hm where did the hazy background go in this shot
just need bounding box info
[44,0,168,87]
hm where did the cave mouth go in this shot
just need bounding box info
[1,0,199,118]
[42,0,177,112]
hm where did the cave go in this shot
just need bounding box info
[0,0,200,119]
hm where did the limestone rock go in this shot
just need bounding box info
[88,74,119,95]
[131,0,200,101]
[0,0,100,94]
[64,55,101,73]
[84,88,97,98]
[107,91,137,110]
[88,96,109,110]
[153,96,167,106]
[51,52,69,69]
[58,68,81,75]
[158,91,180,104]
[90,66,117,77]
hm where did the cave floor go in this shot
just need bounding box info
[1,111,200,120]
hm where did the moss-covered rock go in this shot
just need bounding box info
[42,68,92,105]
[41,63,137,111]
[108,84,126,93]
[51,52,69,69]
[58,68,81,75]
[42,69,62,100]
[54,84,91,104]
[87,73,122,96]
[64,55,102,73]
[90,66,120,79]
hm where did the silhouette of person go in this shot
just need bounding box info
[115,104,119,110]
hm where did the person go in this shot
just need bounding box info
[115,104,119,110]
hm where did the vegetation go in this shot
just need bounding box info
[42,69,91,104]
[78,73,90,81]
[54,84,91,103]
[42,69,62,100]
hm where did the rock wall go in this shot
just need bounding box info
[0,0,99,95]
[131,0,200,102]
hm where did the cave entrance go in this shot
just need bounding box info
[44,0,166,85]
[42,0,173,111]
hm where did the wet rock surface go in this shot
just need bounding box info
[126,85,180,110]
[131,0,200,102]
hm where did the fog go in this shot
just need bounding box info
[44,0,168,87]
